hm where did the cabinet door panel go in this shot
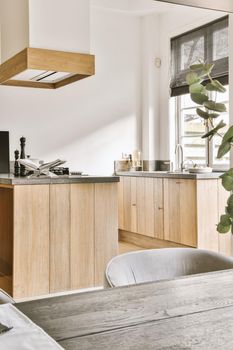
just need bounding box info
[95,183,118,286]
[154,178,164,240]
[50,184,70,293]
[118,178,124,229]
[197,180,218,251]
[70,184,95,290]
[137,178,155,237]
[180,180,197,247]
[164,179,197,247]
[119,177,164,239]
[13,185,50,299]
[122,177,137,233]
[164,179,180,243]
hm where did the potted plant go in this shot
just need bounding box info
[186,62,233,233]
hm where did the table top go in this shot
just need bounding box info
[16,269,233,349]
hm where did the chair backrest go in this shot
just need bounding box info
[0,289,14,304]
[106,248,233,287]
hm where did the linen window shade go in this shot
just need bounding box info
[170,16,229,97]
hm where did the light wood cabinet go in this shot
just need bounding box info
[119,176,232,256]
[13,185,50,299]
[118,176,137,233]
[137,177,164,239]
[70,184,95,291]
[164,179,197,247]
[197,180,232,256]
[0,182,118,299]
[95,183,118,286]
[118,176,164,239]
[50,184,71,293]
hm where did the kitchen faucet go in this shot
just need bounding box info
[175,144,184,172]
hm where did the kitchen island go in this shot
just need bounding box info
[0,174,119,299]
[117,171,232,256]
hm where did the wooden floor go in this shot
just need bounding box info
[118,241,145,254]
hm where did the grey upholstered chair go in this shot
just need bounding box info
[0,289,14,304]
[105,248,233,288]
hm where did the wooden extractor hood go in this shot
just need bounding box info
[0,0,94,89]
[0,47,95,89]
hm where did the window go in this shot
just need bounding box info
[170,16,229,97]
[176,86,230,169]
[172,16,229,169]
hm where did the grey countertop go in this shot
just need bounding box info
[116,171,223,180]
[0,174,119,185]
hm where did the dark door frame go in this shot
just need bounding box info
[155,0,233,13]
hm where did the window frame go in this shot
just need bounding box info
[175,90,230,171]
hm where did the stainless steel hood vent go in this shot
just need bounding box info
[0,48,95,89]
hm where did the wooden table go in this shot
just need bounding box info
[16,269,233,349]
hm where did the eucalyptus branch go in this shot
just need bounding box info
[208,118,223,139]
[187,62,232,234]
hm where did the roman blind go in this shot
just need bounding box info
[170,16,229,97]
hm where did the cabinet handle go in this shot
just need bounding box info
[158,207,164,210]
[132,203,136,207]
[176,181,182,184]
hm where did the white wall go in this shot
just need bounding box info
[141,14,160,160]
[0,8,141,175]
[29,0,90,52]
[0,0,29,62]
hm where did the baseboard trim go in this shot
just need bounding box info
[14,286,103,303]
[119,230,192,249]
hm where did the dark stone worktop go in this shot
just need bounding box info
[0,174,119,185]
[116,171,223,180]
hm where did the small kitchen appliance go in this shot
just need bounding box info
[0,131,10,173]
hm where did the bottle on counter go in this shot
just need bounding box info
[14,150,20,177]
[20,136,27,177]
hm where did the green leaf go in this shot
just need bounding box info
[221,172,233,191]
[186,72,201,85]
[204,101,227,112]
[202,63,214,75]
[196,108,210,120]
[189,83,205,94]
[189,63,214,78]
[226,205,233,218]
[219,214,232,226]
[206,80,226,93]
[196,108,220,120]
[199,64,214,78]
[220,168,233,181]
[202,120,226,140]
[226,196,233,218]
[217,141,231,158]
[190,63,205,71]
[191,93,208,105]
[227,194,233,209]
[217,223,231,234]
[208,113,220,119]
[223,126,233,143]
[224,169,233,177]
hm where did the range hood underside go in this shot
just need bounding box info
[0,48,95,89]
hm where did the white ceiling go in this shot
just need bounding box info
[91,0,177,14]
[90,0,215,15]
